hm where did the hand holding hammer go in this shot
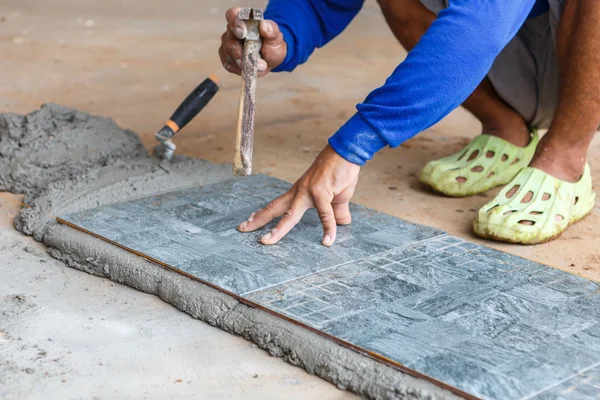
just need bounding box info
[219,8,287,176]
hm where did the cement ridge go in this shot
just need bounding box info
[1,105,462,400]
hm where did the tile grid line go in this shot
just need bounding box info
[521,359,600,400]
[240,233,449,296]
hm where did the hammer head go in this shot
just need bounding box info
[238,8,263,21]
[238,8,263,42]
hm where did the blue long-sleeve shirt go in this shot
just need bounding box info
[264,0,549,165]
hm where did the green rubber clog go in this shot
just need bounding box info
[419,130,540,197]
[474,164,596,244]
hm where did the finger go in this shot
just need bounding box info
[226,7,247,39]
[314,196,337,247]
[259,20,284,47]
[257,59,267,73]
[259,20,286,66]
[261,195,310,245]
[218,44,241,75]
[223,30,244,65]
[223,30,265,74]
[238,191,294,232]
[333,202,352,226]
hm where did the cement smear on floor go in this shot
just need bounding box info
[0,105,461,400]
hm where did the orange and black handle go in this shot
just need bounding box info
[155,75,220,141]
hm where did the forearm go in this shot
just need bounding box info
[330,0,537,165]
[264,0,365,72]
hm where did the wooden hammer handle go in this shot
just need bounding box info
[233,29,261,176]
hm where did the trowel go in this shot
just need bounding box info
[153,75,220,161]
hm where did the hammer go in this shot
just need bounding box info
[233,8,263,176]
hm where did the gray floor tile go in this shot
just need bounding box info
[398,319,473,350]
[132,191,194,210]
[495,356,585,398]
[508,283,576,307]
[490,322,561,353]
[570,324,600,353]
[452,308,519,337]
[521,307,598,338]
[533,364,600,399]
[529,338,600,373]
[181,255,267,294]
[442,276,503,304]
[366,332,442,365]
[449,337,526,368]
[408,293,466,318]
[321,309,408,342]
[409,351,527,400]
[60,174,600,400]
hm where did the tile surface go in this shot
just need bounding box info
[61,175,600,400]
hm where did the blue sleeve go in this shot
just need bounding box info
[264,0,365,72]
[328,0,537,166]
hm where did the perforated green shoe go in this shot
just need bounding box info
[474,164,596,244]
[419,130,539,197]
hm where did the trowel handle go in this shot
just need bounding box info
[167,75,220,134]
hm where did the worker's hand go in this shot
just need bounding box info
[238,145,360,246]
[219,7,287,77]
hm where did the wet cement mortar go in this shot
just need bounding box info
[1,104,462,400]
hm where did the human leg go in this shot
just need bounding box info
[379,0,540,196]
[474,0,598,244]
[529,0,600,182]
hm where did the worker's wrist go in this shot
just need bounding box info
[328,113,388,166]
[270,24,296,72]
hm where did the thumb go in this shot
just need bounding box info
[259,20,285,47]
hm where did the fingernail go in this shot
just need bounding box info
[239,221,248,231]
[235,59,241,67]
[262,228,277,242]
[257,60,267,72]
[262,232,272,241]
[265,21,273,34]
[248,212,256,222]
[323,234,332,246]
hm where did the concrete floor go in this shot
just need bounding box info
[1,0,599,398]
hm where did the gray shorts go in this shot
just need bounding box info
[421,0,565,129]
